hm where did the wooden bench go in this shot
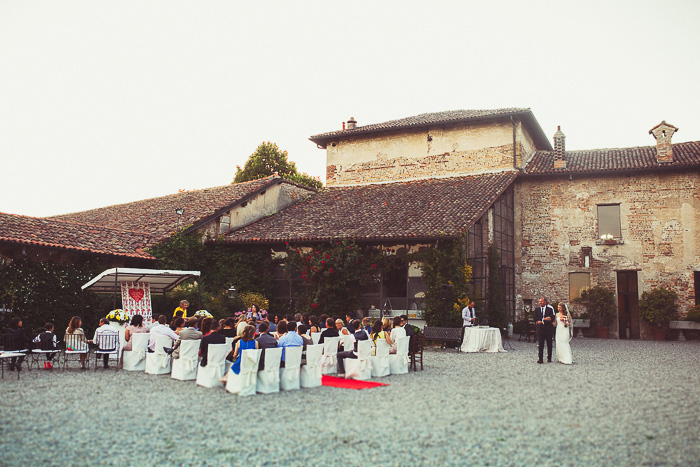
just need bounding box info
[423,326,462,351]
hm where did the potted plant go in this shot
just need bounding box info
[574,286,616,338]
[639,287,678,341]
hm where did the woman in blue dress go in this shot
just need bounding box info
[230,324,259,375]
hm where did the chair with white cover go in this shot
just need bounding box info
[195,343,228,388]
[370,338,391,377]
[256,347,282,394]
[145,335,172,375]
[300,344,323,388]
[280,345,302,391]
[340,334,355,352]
[122,333,148,371]
[170,339,200,381]
[321,337,340,375]
[389,336,410,375]
[226,348,262,396]
[225,337,235,348]
[311,333,322,345]
[344,339,373,380]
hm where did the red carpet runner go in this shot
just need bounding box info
[321,375,390,390]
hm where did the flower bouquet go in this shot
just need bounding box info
[106,309,130,324]
[559,315,570,327]
[194,310,213,319]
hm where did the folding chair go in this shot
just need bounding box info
[321,337,339,375]
[389,335,410,375]
[300,344,323,388]
[226,348,262,396]
[145,335,172,375]
[280,345,302,391]
[30,329,58,370]
[122,333,149,371]
[344,339,372,381]
[63,332,90,370]
[256,347,282,394]
[1,333,29,373]
[94,330,120,370]
[409,334,425,371]
[196,343,228,388]
[370,338,391,377]
[170,339,200,381]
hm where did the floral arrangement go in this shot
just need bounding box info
[106,309,130,324]
[194,310,213,319]
[559,315,570,327]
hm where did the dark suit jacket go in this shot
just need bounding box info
[534,305,555,335]
[352,329,368,352]
[199,331,226,367]
[403,323,415,337]
[256,332,278,370]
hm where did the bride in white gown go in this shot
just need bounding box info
[555,303,574,364]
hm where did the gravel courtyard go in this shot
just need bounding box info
[1,338,698,466]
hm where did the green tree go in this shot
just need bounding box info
[233,142,322,189]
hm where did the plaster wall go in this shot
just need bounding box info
[514,171,700,338]
[326,120,538,186]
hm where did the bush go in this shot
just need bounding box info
[574,286,616,327]
[685,306,700,322]
[639,287,678,326]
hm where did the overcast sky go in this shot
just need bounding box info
[2,0,699,217]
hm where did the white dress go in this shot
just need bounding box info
[555,314,573,364]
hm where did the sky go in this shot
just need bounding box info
[1,0,699,217]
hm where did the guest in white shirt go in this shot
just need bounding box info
[389,316,406,354]
[91,318,120,368]
[462,302,476,327]
[148,314,179,352]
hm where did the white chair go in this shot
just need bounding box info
[226,348,261,396]
[370,338,391,377]
[170,339,200,381]
[122,333,148,371]
[344,339,373,380]
[225,337,235,348]
[389,336,410,375]
[311,333,322,345]
[300,344,323,388]
[195,343,228,388]
[256,347,282,394]
[340,334,355,352]
[145,335,173,375]
[321,337,339,375]
[280,345,302,391]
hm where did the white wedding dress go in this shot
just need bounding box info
[555,314,573,365]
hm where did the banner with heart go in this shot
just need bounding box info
[121,282,152,323]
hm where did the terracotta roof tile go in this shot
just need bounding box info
[525,141,700,175]
[0,212,154,259]
[50,176,283,242]
[222,173,517,243]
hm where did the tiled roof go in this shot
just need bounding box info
[51,176,284,242]
[309,108,552,149]
[0,212,155,259]
[524,141,700,175]
[222,172,517,244]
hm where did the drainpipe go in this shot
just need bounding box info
[511,116,517,169]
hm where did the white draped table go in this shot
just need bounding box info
[460,327,506,353]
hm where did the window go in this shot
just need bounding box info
[597,204,621,239]
[569,272,591,302]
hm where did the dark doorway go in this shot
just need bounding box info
[617,271,639,339]
[694,271,700,305]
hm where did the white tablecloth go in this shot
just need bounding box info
[460,327,506,353]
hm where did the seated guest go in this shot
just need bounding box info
[148,314,179,352]
[319,314,329,329]
[335,319,350,336]
[275,320,288,341]
[400,314,415,337]
[220,317,238,338]
[298,324,313,348]
[221,324,258,381]
[294,313,303,329]
[4,317,28,372]
[362,317,372,335]
[236,316,248,337]
[123,314,147,352]
[91,318,120,369]
[65,316,89,369]
[253,321,278,370]
[199,317,225,367]
[319,318,339,344]
[370,319,392,356]
[170,318,202,358]
[389,316,406,354]
[33,322,58,370]
[308,315,320,334]
[170,317,185,335]
[382,317,392,332]
[336,319,370,375]
[278,320,303,364]
[345,313,356,333]
[267,316,277,333]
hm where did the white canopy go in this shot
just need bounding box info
[81,268,200,294]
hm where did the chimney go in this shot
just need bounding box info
[553,126,566,169]
[649,120,678,163]
[347,117,357,130]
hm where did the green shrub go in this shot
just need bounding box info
[685,306,700,322]
[639,287,678,326]
[574,285,616,327]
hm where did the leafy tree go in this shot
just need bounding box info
[233,142,322,189]
[485,244,508,330]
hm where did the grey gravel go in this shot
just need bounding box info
[1,338,698,466]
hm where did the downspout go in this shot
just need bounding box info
[511,116,517,169]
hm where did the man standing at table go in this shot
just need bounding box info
[461,301,476,346]
[534,296,555,363]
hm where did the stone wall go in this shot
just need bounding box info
[515,171,700,337]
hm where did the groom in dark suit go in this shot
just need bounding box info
[535,296,555,363]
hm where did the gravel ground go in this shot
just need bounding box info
[1,337,698,466]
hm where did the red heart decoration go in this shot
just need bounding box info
[129,289,144,302]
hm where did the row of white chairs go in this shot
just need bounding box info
[120,333,411,396]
